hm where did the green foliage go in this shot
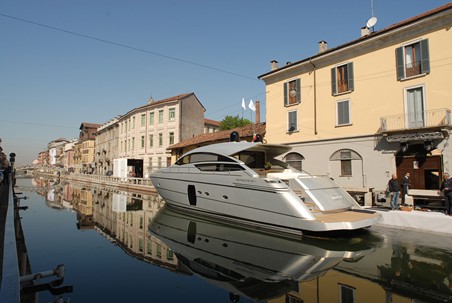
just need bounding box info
[219,115,251,130]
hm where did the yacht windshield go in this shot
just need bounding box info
[175,152,236,165]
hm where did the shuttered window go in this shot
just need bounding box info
[337,100,351,126]
[331,62,354,95]
[288,110,298,132]
[396,39,430,80]
[284,78,301,106]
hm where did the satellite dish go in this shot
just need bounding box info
[366,16,378,28]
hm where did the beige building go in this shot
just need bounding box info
[259,4,452,197]
[114,93,206,178]
[94,117,120,175]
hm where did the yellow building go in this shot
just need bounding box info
[75,122,101,174]
[259,4,452,197]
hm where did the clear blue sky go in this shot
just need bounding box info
[1,0,449,165]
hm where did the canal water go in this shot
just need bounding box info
[15,177,452,303]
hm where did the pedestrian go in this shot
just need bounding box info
[401,172,411,206]
[439,172,452,216]
[388,173,400,210]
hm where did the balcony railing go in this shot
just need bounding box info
[380,108,451,133]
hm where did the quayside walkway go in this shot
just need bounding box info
[0,174,20,303]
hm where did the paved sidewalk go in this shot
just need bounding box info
[372,207,452,235]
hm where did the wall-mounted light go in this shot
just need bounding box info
[424,140,433,151]
[400,142,409,153]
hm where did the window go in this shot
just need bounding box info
[284,152,304,171]
[337,99,351,126]
[396,39,430,80]
[149,135,153,147]
[169,132,174,145]
[340,285,355,303]
[284,79,301,106]
[149,112,154,125]
[332,62,354,95]
[405,86,425,129]
[132,116,135,129]
[341,159,352,176]
[288,110,298,132]
[131,137,135,150]
[156,243,162,258]
[158,133,163,146]
[138,238,143,253]
[167,249,174,261]
[147,241,152,255]
[169,108,175,122]
[330,149,362,177]
[141,114,146,126]
[141,136,145,149]
[158,110,164,124]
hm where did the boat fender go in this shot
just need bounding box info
[230,131,240,142]
[253,134,263,142]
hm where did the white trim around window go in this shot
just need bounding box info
[336,99,352,126]
[287,110,298,133]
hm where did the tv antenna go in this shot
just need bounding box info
[366,0,377,31]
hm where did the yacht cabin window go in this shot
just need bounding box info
[233,151,265,169]
[175,153,235,165]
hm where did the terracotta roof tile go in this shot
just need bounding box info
[169,123,266,150]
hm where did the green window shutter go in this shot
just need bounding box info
[331,67,337,95]
[296,78,301,102]
[347,62,354,91]
[395,46,405,80]
[284,82,288,106]
[420,39,430,74]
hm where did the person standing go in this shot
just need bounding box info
[401,172,411,206]
[439,172,452,216]
[388,174,400,210]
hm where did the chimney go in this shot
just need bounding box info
[255,101,260,124]
[318,40,328,53]
[361,26,371,37]
[271,60,279,71]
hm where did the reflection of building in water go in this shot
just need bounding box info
[267,237,452,303]
[72,185,95,229]
[90,186,180,271]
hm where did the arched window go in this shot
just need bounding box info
[284,152,304,171]
[330,149,362,176]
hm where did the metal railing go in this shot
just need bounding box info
[0,174,20,303]
[380,108,451,132]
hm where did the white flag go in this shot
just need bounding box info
[248,99,256,112]
[241,97,246,110]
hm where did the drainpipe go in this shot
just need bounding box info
[309,58,318,135]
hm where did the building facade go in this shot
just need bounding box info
[113,93,206,178]
[258,4,452,195]
[94,117,120,175]
[75,122,101,174]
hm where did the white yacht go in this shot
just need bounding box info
[150,133,381,235]
[148,206,379,301]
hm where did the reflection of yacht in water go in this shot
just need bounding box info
[149,206,379,301]
[150,134,381,235]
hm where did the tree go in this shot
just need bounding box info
[219,115,251,130]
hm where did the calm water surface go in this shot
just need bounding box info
[15,177,452,303]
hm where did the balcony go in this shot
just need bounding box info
[380,108,451,132]
[380,108,451,142]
